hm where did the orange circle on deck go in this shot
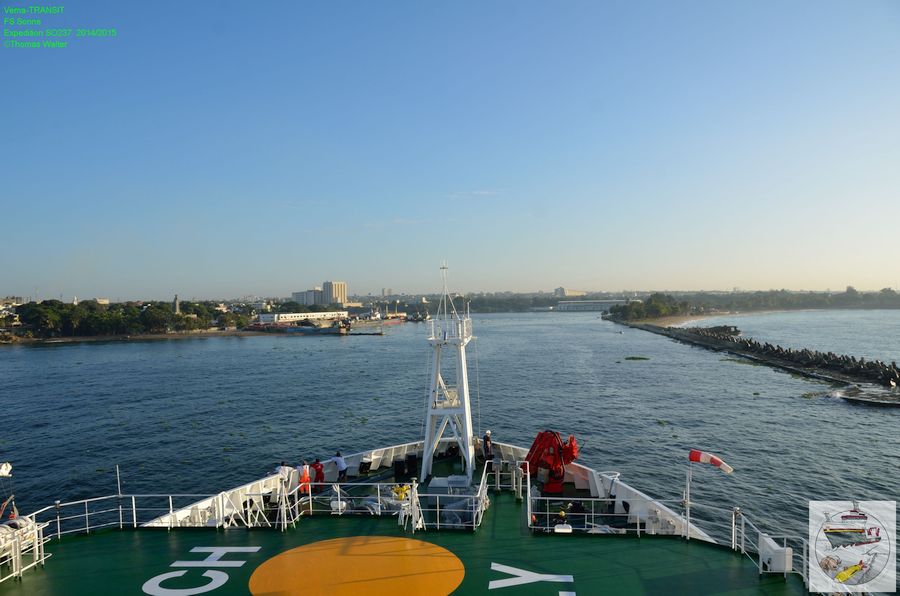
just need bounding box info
[248,536,465,596]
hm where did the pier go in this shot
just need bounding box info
[624,322,900,389]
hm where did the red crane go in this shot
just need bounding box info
[521,430,579,494]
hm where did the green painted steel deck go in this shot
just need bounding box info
[2,493,805,595]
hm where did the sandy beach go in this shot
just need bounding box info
[632,312,733,328]
[632,310,786,328]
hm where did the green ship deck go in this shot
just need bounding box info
[2,492,805,595]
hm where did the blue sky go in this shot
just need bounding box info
[3,0,899,299]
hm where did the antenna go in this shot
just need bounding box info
[438,260,459,320]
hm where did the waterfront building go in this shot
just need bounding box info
[0,296,24,307]
[554,287,588,298]
[258,311,348,324]
[302,288,323,305]
[323,281,348,306]
[292,281,348,306]
[557,299,631,312]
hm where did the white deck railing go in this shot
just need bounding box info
[428,317,472,343]
[0,519,49,585]
[18,441,809,588]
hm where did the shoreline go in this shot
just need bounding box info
[634,309,786,329]
[1,329,270,346]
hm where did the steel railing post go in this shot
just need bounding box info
[12,537,21,578]
[38,524,45,566]
[84,501,90,534]
[55,501,61,541]
[116,465,123,530]
[168,496,174,531]
[132,496,137,528]
[802,540,808,586]
[740,515,746,554]
[684,465,691,540]
[731,507,739,550]
[337,483,342,516]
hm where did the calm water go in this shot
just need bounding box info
[692,309,900,364]
[2,310,898,542]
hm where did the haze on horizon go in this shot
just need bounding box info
[3,1,899,301]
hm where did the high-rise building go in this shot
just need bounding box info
[323,281,348,306]
[173,294,181,314]
[382,288,393,297]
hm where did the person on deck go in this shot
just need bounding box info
[296,460,311,495]
[310,458,325,492]
[482,430,494,471]
[275,461,291,481]
[331,452,348,482]
[552,509,568,526]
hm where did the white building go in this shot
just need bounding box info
[557,300,632,312]
[291,287,323,306]
[258,311,349,324]
[554,287,587,298]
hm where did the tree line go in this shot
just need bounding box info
[608,287,900,321]
[608,294,690,320]
[12,300,251,338]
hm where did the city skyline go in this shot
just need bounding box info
[5,281,898,306]
[3,1,899,299]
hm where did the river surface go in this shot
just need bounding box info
[2,310,898,543]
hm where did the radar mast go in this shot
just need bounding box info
[421,264,476,481]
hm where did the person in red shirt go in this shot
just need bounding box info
[310,458,325,492]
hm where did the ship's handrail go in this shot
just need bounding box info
[19,442,808,590]
[25,493,230,538]
[278,467,493,532]
[0,519,50,585]
[653,500,808,587]
[528,493,684,537]
[140,438,457,529]
[427,317,472,343]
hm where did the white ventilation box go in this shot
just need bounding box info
[758,532,792,573]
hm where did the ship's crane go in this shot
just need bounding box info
[521,431,579,494]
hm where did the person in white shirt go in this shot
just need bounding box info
[275,461,292,480]
[330,452,348,482]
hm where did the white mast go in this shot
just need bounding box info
[421,264,476,482]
